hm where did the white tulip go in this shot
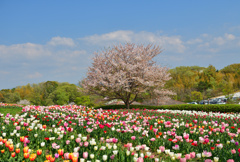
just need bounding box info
[102,155,108,161]
[90,154,94,159]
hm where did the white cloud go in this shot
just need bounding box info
[186,38,203,44]
[212,37,225,45]
[27,72,43,79]
[48,36,75,47]
[225,33,235,40]
[81,30,133,44]
[82,30,186,53]
[0,43,51,59]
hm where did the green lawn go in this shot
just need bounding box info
[0,107,23,116]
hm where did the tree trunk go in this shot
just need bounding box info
[125,102,130,109]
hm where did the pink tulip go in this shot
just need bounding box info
[131,136,136,140]
[64,153,69,160]
[137,157,144,162]
[84,141,89,147]
[16,126,21,130]
[205,159,212,162]
[227,159,234,162]
[190,152,195,158]
[66,140,70,145]
[185,154,191,159]
[159,146,165,152]
[231,149,236,154]
[180,158,186,162]
[83,152,88,159]
[75,138,81,143]
[110,155,115,160]
[150,138,155,141]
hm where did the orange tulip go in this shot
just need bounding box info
[69,153,74,160]
[37,149,42,155]
[9,144,14,152]
[24,153,30,159]
[20,136,25,142]
[46,155,52,160]
[2,139,7,144]
[0,137,2,142]
[58,149,64,156]
[1,149,5,153]
[11,152,16,157]
[29,154,37,161]
[72,156,78,162]
[43,125,47,129]
[23,147,29,153]
[50,157,55,162]
[15,148,20,154]
[5,141,10,148]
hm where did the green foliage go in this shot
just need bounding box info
[167,63,240,102]
[191,91,203,101]
[0,81,102,106]
[94,104,240,113]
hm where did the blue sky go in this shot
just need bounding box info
[0,1,240,90]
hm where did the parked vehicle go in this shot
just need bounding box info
[187,102,198,104]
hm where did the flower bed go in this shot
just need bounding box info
[0,105,239,161]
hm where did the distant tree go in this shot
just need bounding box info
[191,91,203,102]
[82,43,174,109]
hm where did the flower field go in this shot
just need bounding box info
[0,104,240,162]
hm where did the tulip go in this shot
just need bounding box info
[15,148,20,154]
[37,149,42,155]
[5,141,10,148]
[46,155,52,160]
[102,155,108,161]
[58,149,64,156]
[20,136,25,142]
[30,154,37,161]
[214,157,219,162]
[11,152,16,157]
[69,153,74,160]
[90,154,94,159]
[64,153,69,160]
[180,158,186,162]
[23,146,29,153]
[131,136,136,140]
[83,152,88,159]
[72,156,78,162]
[24,153,30,159]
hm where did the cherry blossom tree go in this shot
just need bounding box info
[82,43,174,109]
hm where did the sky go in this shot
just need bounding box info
[0,1,240,90]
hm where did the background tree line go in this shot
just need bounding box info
[1,63,239,106]
[0,81,103,106]
[166,63,240,102]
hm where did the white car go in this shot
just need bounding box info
[188,102,198,104]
